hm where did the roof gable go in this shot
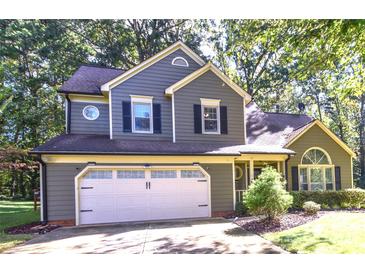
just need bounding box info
[284,120,356,157]
[165,62,251,103]
[100,41,205,92]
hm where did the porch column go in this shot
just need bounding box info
[277,161,280,173]
[249,159,254,183]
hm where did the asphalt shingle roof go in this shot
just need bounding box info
[59,65,124,95]
[246,102,314,146]
[31,134,295,155]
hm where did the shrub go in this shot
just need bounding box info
[303,201,321,215]
[290,189,365,210]
[245,166,293,220]
[343,188,365,208]
[235,201,248,216]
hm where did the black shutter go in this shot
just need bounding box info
[335,166,341,190]
[153,103,161,134]
[220,106,228,134]
[292,166,299,191]
[122,101,132,132]
[194,104,202,134]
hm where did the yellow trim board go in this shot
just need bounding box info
[165,63,251,104]
[285,120,356,157]
[235,154,289,161]
[100,41,205,92]
[68,94,109,104]
[41,154,236,164]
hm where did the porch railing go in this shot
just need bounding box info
[235,190,246,203]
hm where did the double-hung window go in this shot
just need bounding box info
[200,98,221,134]
[131,96,153,133]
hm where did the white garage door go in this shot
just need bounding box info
[78,167,210,225]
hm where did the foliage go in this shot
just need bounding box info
[245,166,293,220]
[291,190,365,209]
[343,189,365,208]
[0,200,40,253]
[0,19,203,199]
[235,200,248,216]
[265,212,365,253]
[302,201,321,215]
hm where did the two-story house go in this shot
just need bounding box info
[32,41,355,226]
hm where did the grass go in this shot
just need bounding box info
[264,212,365,254]
[0,200,40,253]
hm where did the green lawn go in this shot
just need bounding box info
[265,212,365,254]
[0,200,40,253]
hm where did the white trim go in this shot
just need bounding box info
[232,162,236,210]
[300,147,332,165]
[82,105,100,121]
[165,63,252,103]
[109,90,113,139]
[131,96,153,134]
[65,99,68,133]
[172,93,176,143]
[74,164,211,226]
[243,96,247,144]
[201,99,221,135]
[172,56,189,67]
[39,163,44,222]
[200,98,221,106]
[130,95,154,102]
[100,41,205,92]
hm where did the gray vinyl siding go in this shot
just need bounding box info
[47,164,86,221]
[111,49,202,141]
[202,163,234,212]
[46,162,234,221]
[70,102,109,135]
[175,71,245,143]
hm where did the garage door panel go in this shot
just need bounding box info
[79,168,210,225]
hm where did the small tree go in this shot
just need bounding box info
[245,166,293,220]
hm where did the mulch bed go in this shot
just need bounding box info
[234,211,326,234]
[4,222,60,235]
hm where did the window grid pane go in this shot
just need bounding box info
[203,107,218,132]
[117,170,145,179]
[151,170,177,179]
[84,170,112,179]
[133,102,151,132]
[181,170,205,178]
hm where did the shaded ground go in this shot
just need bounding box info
[5,219,286,254]
[264,212,365,253]
[235,211,325,234]
[0,200,40,253]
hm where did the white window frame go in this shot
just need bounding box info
[298,147,335,191]
[200,98,221,135]
[130,95,153,134]
[82,105,100,121]
[171,56,189,67]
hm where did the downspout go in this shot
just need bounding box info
[38,156,48,224]
[65,95,71,134]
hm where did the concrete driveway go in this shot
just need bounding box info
[5,219,285,254]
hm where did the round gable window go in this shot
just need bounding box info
[83,105,100,120]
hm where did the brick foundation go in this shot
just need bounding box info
[48,219,75,226]
[212,211,234,218]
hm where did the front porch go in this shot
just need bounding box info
[234,154,289,203]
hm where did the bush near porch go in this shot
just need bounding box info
[290,189,365,209]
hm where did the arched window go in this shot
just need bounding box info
[172,57,189,67]
[299,147,334,191]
